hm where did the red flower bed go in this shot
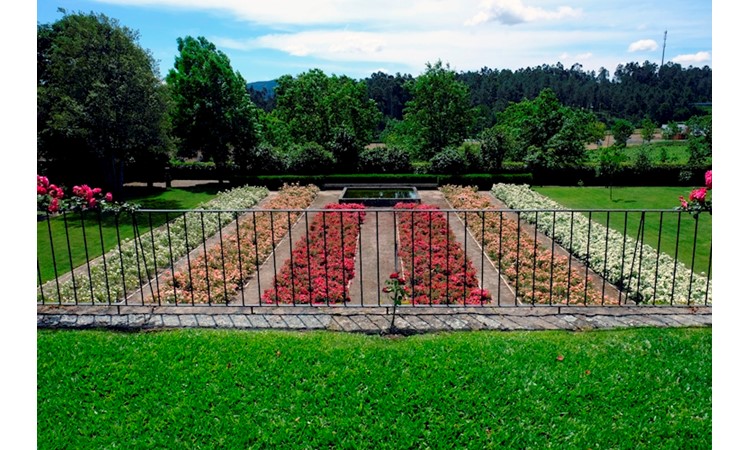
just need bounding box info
[394,203,491,305]
[159,184,319,304]
[440,185,613,305]
[262,203,366,304]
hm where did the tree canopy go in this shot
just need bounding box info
[166,36,260,171]
[401,61,477,159]
[37,10,172,193]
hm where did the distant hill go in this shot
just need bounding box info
[247,80,278,98]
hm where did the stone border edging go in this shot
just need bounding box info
[38,305,711,334]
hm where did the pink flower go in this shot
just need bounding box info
[48,198,59,213]
[37,185,47,195]
[92,187,102,195]
[679,196,688,208]
[88,197,98,208]
[37,175,49,188]
[689,187,707,203]
[105,192,113,202]
[705,170,712,190]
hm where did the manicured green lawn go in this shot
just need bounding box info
[533,186,712,274]
[37,185,226,284]
[38,328,711,449]
[585,141,694,165]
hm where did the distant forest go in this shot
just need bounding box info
[249,60,711,131]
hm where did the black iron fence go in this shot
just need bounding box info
[37,206,712,308]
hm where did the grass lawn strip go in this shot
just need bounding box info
[394,203,491,305]
[37,328,711,449]
[491,183,711,305]
[157,184,320,304]
[262,203,366,304]
[441,186,612,305]
[37,185,269,304]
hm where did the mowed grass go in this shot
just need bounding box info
[37,184,226,284]
[532,186,712,274]
[38,328,711,449]
[585,141,695,166]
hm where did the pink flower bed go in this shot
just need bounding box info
[441,186,613,305]
[262,203,366,304]
[394,203,491,305]
[159,184,319,304]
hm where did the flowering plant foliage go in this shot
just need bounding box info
[490,183,711,305]
[262,203,366,305]
[394,203,491,305]
[383,272,407,332]
[678,170,712,218]
[38,185,272,304]
[441,185,610,305]
[37,174,138,214]
[159,184,319,304]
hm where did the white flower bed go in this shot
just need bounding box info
[491,183,711,305]
[38,185,269,304]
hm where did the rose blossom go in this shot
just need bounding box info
[679,196,688,208]
[705,170,712,190]
[689,187,707,203]
[105,192,113,202]
[37,185,47,195]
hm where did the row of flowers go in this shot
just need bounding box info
[156,184,320,304]
[490,183,712,305]
[393,203,492,305]
[37,185,272,304]
[440,185,611,305]
[261,203,366,304]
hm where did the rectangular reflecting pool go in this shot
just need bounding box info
[339,186,420,207]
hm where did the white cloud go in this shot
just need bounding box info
[628,39,658,52]
[560,51,593,61]
[673,51,711,65]
[465,0,582,26]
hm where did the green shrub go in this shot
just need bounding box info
[357,146,412,173]
[233,144,286,175]
[429,147,467,174]
[287,142,337,174]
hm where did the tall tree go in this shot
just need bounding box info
[401,61,477,159]
[37,10,172,194]
[166,36,260,174]
[272,69,381,155]
[497,88,596,169]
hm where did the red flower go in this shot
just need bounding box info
[705,170,712,190]
[37,185,47,195]
[48,198,59,213]
[389,272,400,279]
[689,187,707,203]
[679,195,688,208]
[105,192,113,202]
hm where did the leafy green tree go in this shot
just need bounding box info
[498,88,596,169]
[611,119,635,148]
[478,125,515,171]
[640,118,657,144]
[597,146,627,200]
[633,147,652,174]
[272,69,381,150]
[166,36,260,177]
[37,10,173,194]
[401,61,477,160]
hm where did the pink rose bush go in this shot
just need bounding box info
[441,186,613,305]
[262,203,366,305]
[678,169,712,218]
[37,174,131,214]
[159,184,319,304]
[393,202,492,305]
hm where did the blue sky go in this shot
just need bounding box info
[36,0,712,83]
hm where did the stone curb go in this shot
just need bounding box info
[38,306,711,334]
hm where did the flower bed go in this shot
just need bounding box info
[490,183,712,305]
[394,203,491,305]
[158,184,320,304]
[261,203,366,305]
[440,186,611,305]
[38,185,270,304]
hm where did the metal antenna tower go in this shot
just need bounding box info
[660,30,667,68]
